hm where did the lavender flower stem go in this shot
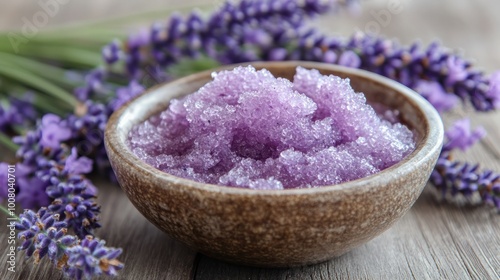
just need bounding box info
[0,52,77,87]
[2,84,69,116]
[7,45,103,68]
[0,62,78,107]
[0,204,18,218]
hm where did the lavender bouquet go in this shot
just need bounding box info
[1,0,499,279]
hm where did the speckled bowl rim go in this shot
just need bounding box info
[105,61,444,196]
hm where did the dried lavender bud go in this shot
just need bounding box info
[12,116,101,235]
[14,208,123,279]
[12,126,65,210]
[431,153,500,211]
[293,33,500,112]
[443,118,486,152]
[64,236,123,280]
[15,208,77,263]
[430,119,500,211]
[104,0,345,78]
[74,69,106,102]
[45,148,100,238]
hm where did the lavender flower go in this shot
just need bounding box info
[13,129,64,209]
[444,118,486,151]
[109,80,144,111]
[69,100,114,178]
[0,95,37,132]
[12,117,100,236]
[414,80,458,112]
[14,208,123,279]
[40,114,72,150]
[104,0,346,78]
[16,169,51,209]
[68,0,348,181]
[45,148,100,238]
[295,34,500,112]
[64,236,124,280]
[430,119,499,211]
[251,31,500,112]
[431,153,500,210]
[102,39,122,65]
[268,48,288,61]
[16,207,77,263]
[338,50,361,68]
[74,69,107,102]
[486,71,500,108]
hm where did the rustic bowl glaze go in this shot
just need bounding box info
[104,61,443,267]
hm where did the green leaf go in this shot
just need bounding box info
[0,60,78,108]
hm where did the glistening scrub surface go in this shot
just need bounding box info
[128,66,415,190]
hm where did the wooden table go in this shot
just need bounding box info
[1,0,500,279]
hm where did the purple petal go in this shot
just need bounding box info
[445,118,486,151]
[415,80,458,112]
[338,50,361,68]
[40,114,72,149]
[64,148,93,175]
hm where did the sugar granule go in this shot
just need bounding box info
[128,66,415,190]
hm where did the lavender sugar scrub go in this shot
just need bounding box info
[128,66,415,190]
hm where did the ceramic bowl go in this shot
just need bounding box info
[104,61,443,267]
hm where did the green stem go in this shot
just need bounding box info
[0,52,81,87]
[0,205,20,219]
[0,133,18,152]
[0,61,77,108]
[1,82,70,116]
[12,45,103,68]
[33,95,71,116]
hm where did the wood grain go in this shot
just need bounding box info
[1,0,500,279]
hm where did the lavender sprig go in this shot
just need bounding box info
[326,35,500,112]
[430,119,500,210]
[44,148,101,238]
[432,154,500,210]
[13,208,123,280]
[103,0,345,80]
[64,236,124,280]
[12,115,100,236]
[15,207,77,264]
[69,101,114,179]
[234,31,500,112]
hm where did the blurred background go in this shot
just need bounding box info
[1,0,499,72]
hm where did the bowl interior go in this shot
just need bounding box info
[109,61,442,193]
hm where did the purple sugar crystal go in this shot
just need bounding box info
[128,66,415,190]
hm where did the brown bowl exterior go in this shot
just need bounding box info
[104,61,443,267]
